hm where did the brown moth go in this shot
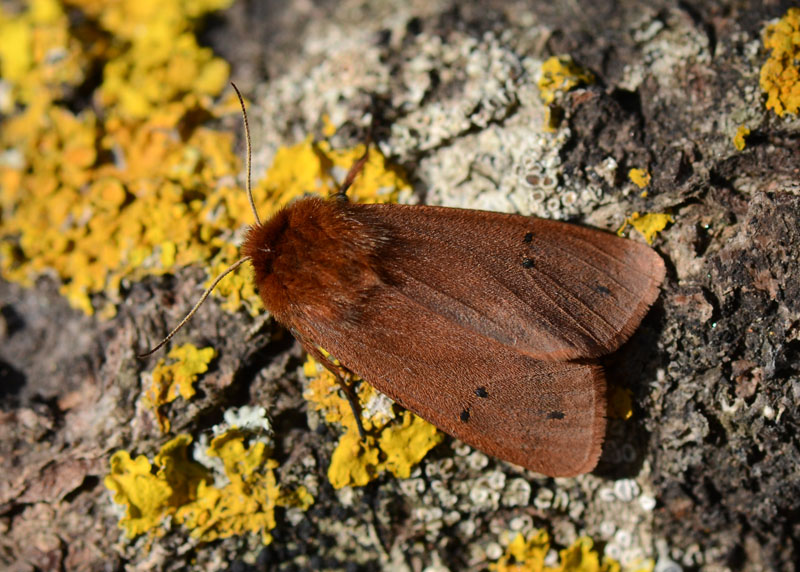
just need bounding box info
[145,85,665,477]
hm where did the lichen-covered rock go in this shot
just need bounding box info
[2,1,799,571]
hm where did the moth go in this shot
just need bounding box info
[144,85,665,477]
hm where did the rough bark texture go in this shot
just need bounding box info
[2,0,799,571]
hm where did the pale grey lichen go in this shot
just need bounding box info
[413,123,582,217]
[613,479,642,502]
[501,478,532,508]
[217,405,273,435]
[533,486,555,510]
[509,514,534,532]
[251,22,609,223]
[399,477,426,497]
[430,480,458,509]
[467,451,490,471]
[622,7,711,93]
[385,31,524,159]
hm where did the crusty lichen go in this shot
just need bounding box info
[303,356,443,489]
[174,430,282,544]
[618,212,673,245]
[145,344,216,432]
[733,125,750,151]
[538,55,595,130]
[104,434,211,539]
[0,0,91,111]
[0,0,241,316]
[490,529,652,572]
[760,8,800,116]
[538,56,595,106]
[628,169,651,189]
[105,429,312,544]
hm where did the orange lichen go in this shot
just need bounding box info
[303,356,443,489]
[760,8,800,117]
[0,0,242,316]
[0,1,411,319]
[0,0,93,111]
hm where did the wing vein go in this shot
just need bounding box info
[534,240,638,300]
[554,230,660,282]
[400,227,573,341]
[523,254,619,334]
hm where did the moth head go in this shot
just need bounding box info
[241,207,291,313]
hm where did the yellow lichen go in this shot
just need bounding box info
[321,113,338,137]
[617,212,673,245]
[106,431,312,544]
[628,168,651,189]
[733,125,750,151]
[277,483,315,511]
[175,430,280,544]
[490,530,653,572]
[760,8,800,116]
[209,137,411,316]
[0,0,244,316]
[260,137,410,209]
[105,451,173,538]
[538,56,594,131]
[0,0,93,111]
[378,412,443,479]
[145,344,216,432]
[328,431,382,489]
[538,56,595,106]
[104,434,210,539]
[303,356,443,489]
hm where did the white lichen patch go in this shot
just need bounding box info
[622,7,712,93]
[414,122,595,218]
[385,30,524,158]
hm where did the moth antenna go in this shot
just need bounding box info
[230,82,261,226]
[138,256,252,357]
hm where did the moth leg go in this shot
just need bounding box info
[334,369,367,441]
[295,333,367,440]
[330,145,370,202]
[330,107,378,202]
